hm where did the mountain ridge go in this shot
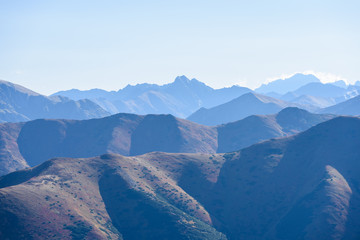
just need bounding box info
[0,108,335,176]
[52,75,252,118]
[187,92,303,126]
[0,79,110,123]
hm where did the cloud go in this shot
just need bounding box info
[303,70,348,84]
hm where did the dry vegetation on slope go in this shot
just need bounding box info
[0,152,227,240]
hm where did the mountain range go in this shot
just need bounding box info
[2,74,360,126]
[319,95,360,116]
[0,80,110,123]
[0,107,334,176]
[187,92,301,126]
[1,73,360,239]
[255,73,321,94]
[52,76,252,118]
[0,116,359,239]
[256,74,360,109]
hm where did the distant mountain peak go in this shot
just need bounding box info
[255,73,321,94]
[277,107,308,115]
[174,75,191,84]
[329,80,347,88]
[240,92,285,104]
[0,79,40,96]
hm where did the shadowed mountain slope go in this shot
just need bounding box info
[187,92,299,126]
[0,117,359,239]
[0,80,110,123]
[211,116,360,239]
[0,123,28,176]
[0,108,333,176]
[216,107,334,152]
[130,114,217,155]
[0,113,217,175]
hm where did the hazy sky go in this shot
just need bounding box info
[1,0,360,95]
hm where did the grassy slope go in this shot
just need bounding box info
[0,152,227,239]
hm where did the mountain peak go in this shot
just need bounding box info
[174,75,191,84]
[239,92,285,104]
[329,80,347,88]
[0,79,40,96]
[277,107,308,116]
[255,73,321,94]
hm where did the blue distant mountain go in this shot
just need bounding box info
[290,82,348,98]
[278,82,360,109]
[329,80,348,88]
[53,76,252,118]
[255,73,321,94]
[187,92,302,126]
[319,95,360,116]
[0,80,110,123]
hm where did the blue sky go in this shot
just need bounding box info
[1,0,359,94]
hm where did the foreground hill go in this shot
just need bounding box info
[0,152,228,239]
[53,76,252,118]
[187,92,299,126]
[0,80,110,122]
[0,108,333,176]
[0,116,359,239]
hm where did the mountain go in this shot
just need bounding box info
[0,113,217,176]
[216,107,334,152]
[319,95,360,116]
[0,108,333,176]
[290,82,349,98]
[0,116,359,239]
[329,80,347,88]
[209,116,360,239]
[277,81,360,109]
[255,73,321,94]
[0,80,110,123]
[0,152,228,240]
[52,76,252,118]
[187,92,299,126]
[283,94,336,109]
